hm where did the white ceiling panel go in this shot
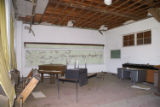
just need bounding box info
[35,0,49,14]
[16,0,49,17]
[16,0,33,17]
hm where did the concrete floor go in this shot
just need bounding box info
[16,73,160,107]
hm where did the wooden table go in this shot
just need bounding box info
[38,64,66,83]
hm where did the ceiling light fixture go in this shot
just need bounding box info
[104,0,112,5]
[67,20,74,27]
[99,25,108,31]
[98,25,108,35]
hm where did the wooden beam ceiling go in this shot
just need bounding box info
[50,0,138,20]
[18,0,160,30]
[148,8,160,22]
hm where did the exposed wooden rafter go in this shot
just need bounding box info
[50,0,138,20]
[148,8,160,22]
[17,0,160,30]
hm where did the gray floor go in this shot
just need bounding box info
[16,73,160,107]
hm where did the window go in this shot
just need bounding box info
[123,34,134,47]
[137,30,151,45]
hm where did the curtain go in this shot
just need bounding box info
[0,0,9,71]
[0,43,15,107]
[10,16,17,69]
[0,0,15,106]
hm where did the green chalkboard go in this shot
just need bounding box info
[111,50,120,58]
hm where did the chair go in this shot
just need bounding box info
[65,68,88,86]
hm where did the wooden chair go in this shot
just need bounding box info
[17,69,40,107]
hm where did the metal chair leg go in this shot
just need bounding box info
[76,82,78,103]
[95,76,98,91]
[57,79,60,99]
[20,96,23,107]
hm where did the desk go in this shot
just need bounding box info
[38,64,66,83]
[57,73,97,102]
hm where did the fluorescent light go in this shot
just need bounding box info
[104,0,112,5]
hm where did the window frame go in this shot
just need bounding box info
[123,34,135,47]
[136,30,151,46]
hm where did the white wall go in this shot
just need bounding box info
[15,17,160,76]
[104,18,160,74]
[15,22,106,76]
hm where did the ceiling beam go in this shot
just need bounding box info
[148,8,160,22]
[60,8,76,25]
[73,0,95,26]
[81,0,131,27]
[89,0,145,28]
[50,0,138,20]
[49,1,61,24]
[58,0,73,25]
[78,0,121,27]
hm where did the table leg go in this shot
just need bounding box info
[55,74,58,79]
[50,74,55,83]
[76,82,78,103]
[41,73,44,82]
[20,96,23,107]
[95,76,98,91]
[61,71,64,76]
[57,79,60,99]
